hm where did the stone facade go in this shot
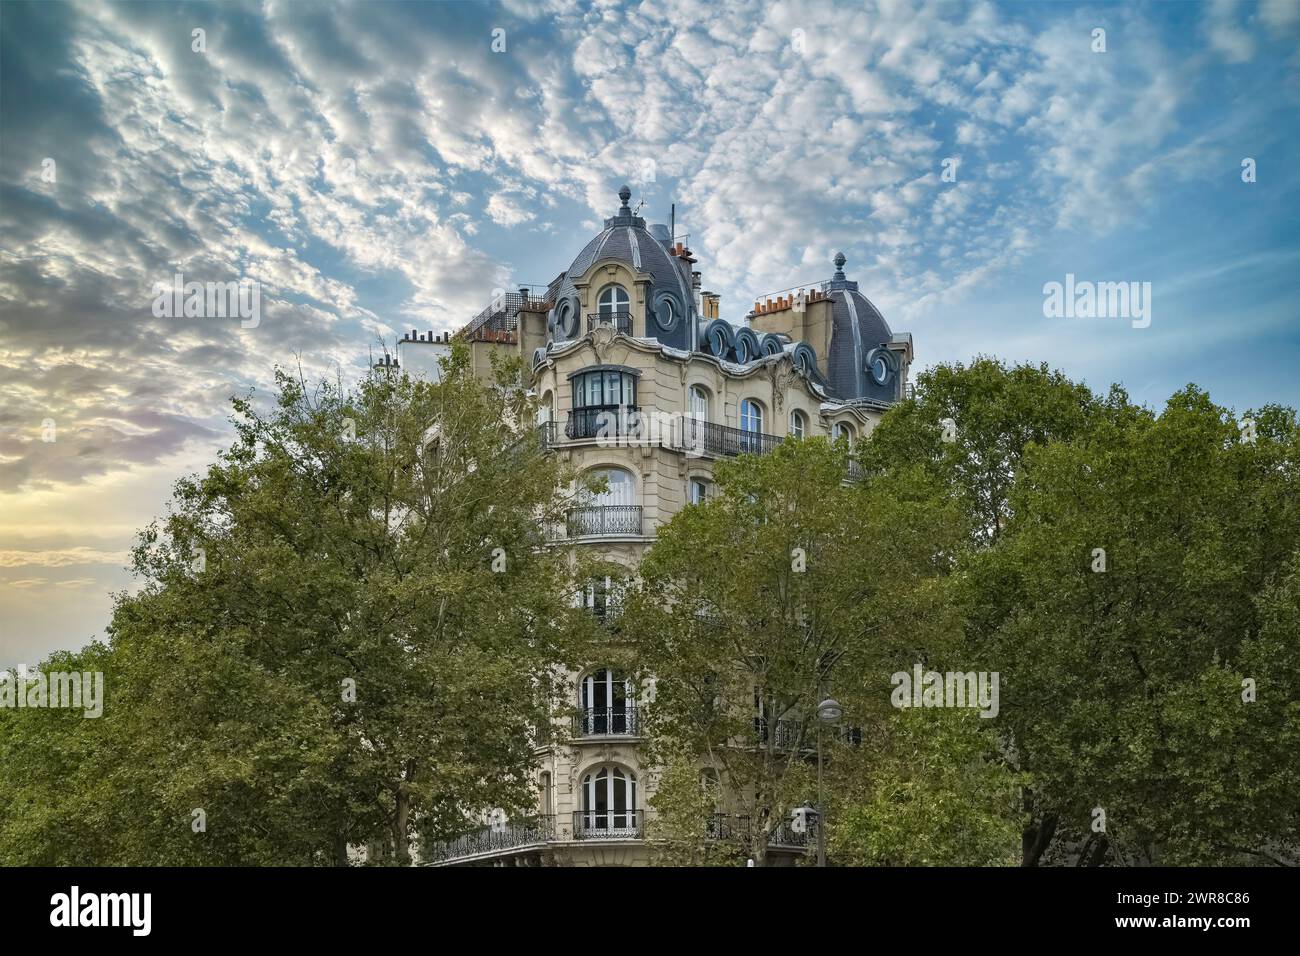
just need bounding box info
[396,187,913,866]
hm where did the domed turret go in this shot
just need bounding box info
[823,252,896,402]
[548,186,697,351]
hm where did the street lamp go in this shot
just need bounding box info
[815,696,841,867]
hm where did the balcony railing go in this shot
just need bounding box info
[704,814,811,849]
[538,420,556,450]
[460,289,551,340]
[565,504,643,537]
[768,821,811,848]
[677,418,783,457]
[572,809,643,840]
[566,405,641,440]
[587,310,632,334]
[572,706,639,738]
[423,816,555,864]
[755,717,807,750]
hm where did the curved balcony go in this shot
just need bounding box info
[572,706,639,738]
[587,310,632,335]
[565,405,640,441]
[565,504,643,538]
[572,809,643,840]
[423,816,555,865]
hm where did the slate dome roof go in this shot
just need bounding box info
[823,252,896,403]
[549,186,696,350]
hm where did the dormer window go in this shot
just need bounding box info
[598,285,629,315]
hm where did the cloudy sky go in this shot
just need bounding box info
[2,0,1298,665]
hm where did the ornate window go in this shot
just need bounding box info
[833,422,854,447]
[740,398,763,433]
[689,478,710,505]
[655,297,675,328]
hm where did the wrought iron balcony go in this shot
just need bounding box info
[704,813,811,849]
[572,809,643,840]
[565,504,643,537]
[566,405,641,440]
[423,815,555,864]
[676,418,783,457]
[537,420,556,449]
[768,821,810,848]
[587,310,632,334]
[755,717,807,750]
[572,706,639,738]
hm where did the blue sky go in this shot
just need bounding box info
[1,0,1299,662]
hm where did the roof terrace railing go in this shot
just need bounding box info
[460,287,552,339]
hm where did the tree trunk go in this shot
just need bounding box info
[1021,813,1057,867]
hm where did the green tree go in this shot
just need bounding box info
[628,438,966,864]
[0,347,585,865]
[966,388,1300,864]
[859,357,1107,542]
[830,708,1024,866]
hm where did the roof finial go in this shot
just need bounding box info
[833,251,847,280]
[618,184,632,214]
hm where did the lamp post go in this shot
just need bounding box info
[815,696,842,867]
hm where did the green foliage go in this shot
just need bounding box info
[965,386,1300,864]
[646,748,743,866]
[830,708,1024,866]
[628,437,966,864]
[0,346,583,865]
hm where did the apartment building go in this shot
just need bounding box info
[393,186,912,865]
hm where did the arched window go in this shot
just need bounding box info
[833,422,854,447]
[538,390,554,424]
[689,477,710,505]
[569,467,640,536]
[689,385,709,422]
[597,285,629,315]
[579,668,634,734]
[740,399,764,453]
[789,409,807,439]
[579,766,638,835]
[586,467,634,507]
